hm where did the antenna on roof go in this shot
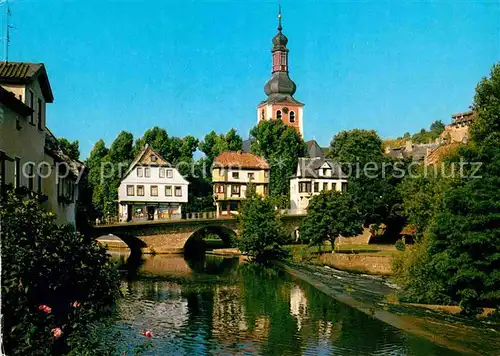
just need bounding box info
[3,0,12,63]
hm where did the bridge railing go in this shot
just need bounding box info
[184,211,218,220]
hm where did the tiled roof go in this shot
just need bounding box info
[306,140,327,158]
[295,157,347,179]
[0,62,54,103]
[122,144,172,179]
[0,62,43,79]
[214,151,270,169]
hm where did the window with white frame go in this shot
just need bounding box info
[165,185,172,196]
[145,167,151,178]
[137,167,143,177]
[174,186,182,197]
[159,168,165,178]
[127,185,135,196]
[166,169,173,178]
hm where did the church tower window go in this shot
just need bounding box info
[276,110,282,120]
[290,111,295,123]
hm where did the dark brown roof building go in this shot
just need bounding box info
[0,62,54,102]
[213,151,270,170]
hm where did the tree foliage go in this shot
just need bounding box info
[236,189,288,261]
[328,129,384,165]
[0,190,119,355]
[328,129,405,227]
[396,63,500,313]
[300,191,363,247]
[58,138,80,161]
[199,129,243,168]
[250,120,307,206]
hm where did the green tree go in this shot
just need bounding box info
[398,164,452,237]
[396,63,500,313]
[133,126,169,158]
[300,191,363,248]
[108,131,134,164]
[426,63,500,313]
[470,62,500,144]
[58,138,80,161]
[250,120,307,206]
[430,120,445,135]
[328,129,404,227]
[85,140,109,218]
[236,189,287,261]
[134,127,199,165]
[328,129,384,166]
[199,128,243,168]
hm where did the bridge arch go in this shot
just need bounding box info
[184,225,237,254]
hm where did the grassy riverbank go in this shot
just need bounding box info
[284,243,400,275]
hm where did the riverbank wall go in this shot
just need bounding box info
[317,253,393,275]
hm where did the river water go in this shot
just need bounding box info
[109,253,461,355]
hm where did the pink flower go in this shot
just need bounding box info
[52,327,63,339]
[38,304,52,313]
[72,301,80,308]
[140,330,153,338]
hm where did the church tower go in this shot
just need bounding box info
[257,7,304,137]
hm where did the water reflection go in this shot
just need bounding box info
[108,253,460,355]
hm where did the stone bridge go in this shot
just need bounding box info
[92,214,305,255]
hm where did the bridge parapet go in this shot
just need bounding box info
[93,213,306,255]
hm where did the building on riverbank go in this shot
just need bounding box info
[212,151,270,217]
[117,144,189,222]
[0,62,83,225]
[290,157,348,210]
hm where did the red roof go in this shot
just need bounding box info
[213,151,270,169]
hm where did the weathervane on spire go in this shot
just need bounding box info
[277,3,282,32]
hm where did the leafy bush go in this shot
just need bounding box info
[394,239,406,251]
[392,236,452,305]
[1,190,120,355]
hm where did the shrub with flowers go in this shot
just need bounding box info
[0,189,120,355]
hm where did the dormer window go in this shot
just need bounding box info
[150,155,157,162]
[276,110,282,120]
[290,111,296,123]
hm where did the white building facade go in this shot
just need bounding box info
[118,145,189,222]
[290,157,348,211]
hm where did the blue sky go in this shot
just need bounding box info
[5,0,499,159]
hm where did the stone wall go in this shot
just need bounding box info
[318,253,393,275]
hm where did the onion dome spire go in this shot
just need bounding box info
[264,5,297,97]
